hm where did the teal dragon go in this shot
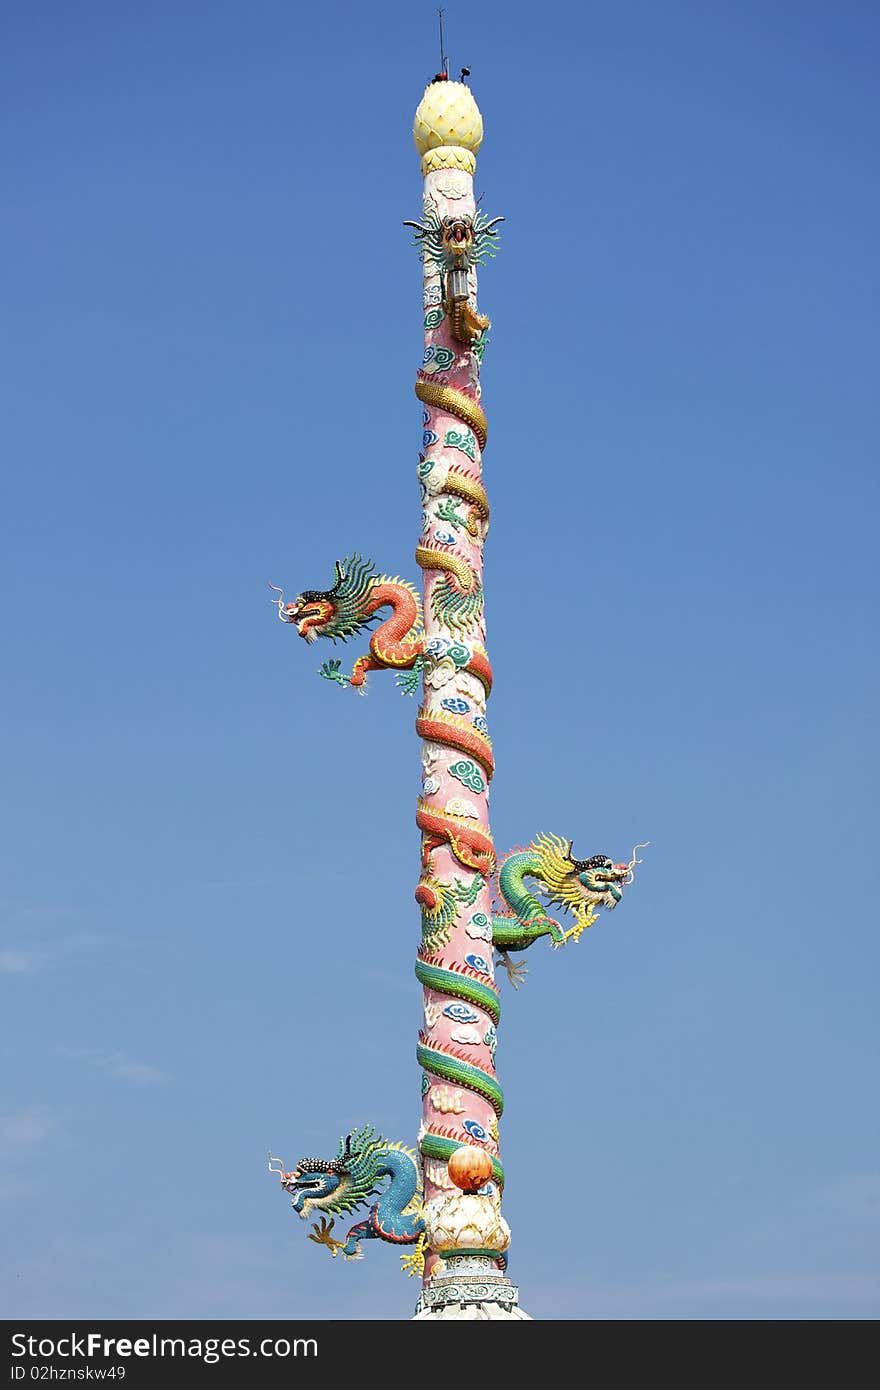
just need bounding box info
[269,1126,428,1276]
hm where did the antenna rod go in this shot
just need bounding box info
[438,7,447,75]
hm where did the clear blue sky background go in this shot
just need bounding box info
[2,0,877,1321]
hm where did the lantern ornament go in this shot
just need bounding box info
[447,1144,494,1193]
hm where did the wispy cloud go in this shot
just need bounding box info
[0,902,106,974]
[0,1105,62,1200]
[0,1104,60,1156]
[0,938,110,974]
[61,1048,169,1085]
[99,1054,168,1085]
[0,949,44,973]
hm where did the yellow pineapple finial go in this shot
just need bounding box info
[414,79,483,176]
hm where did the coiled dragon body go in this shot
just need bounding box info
[274,553,492,698]
[272,180,645,1281]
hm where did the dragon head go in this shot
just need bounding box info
[275,555,380,644]
[530,833,641,922]
[277,1158,349,1220]
[567,850,630,910]
[269,1127,386,1220]
[404,202,504,274]
[440,215,476,267]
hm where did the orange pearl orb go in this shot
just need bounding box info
[447,1145,493,1192]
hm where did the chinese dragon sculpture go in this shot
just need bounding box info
[270,80,645,1300]
[272,551,492,696]
[403,203,503,345]
[269,1127,428,1276]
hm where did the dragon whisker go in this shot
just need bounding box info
[625,843,650,884]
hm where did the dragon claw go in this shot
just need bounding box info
[395,663,423,697]
[318,659,350,688]
[400,1232,427,1278]
[561,905,598,944]
[496,950,529,989]
[307,1216,345,1257]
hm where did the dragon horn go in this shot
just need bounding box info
[565,841,612,874]
[565,840,590,872]
[402,220,432,235]
[329,561,347,595]
[331,1131,355,1173]
[481,217,505,232]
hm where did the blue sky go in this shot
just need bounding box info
[2,0,878,1320]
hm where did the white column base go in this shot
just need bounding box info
[411,1254,532,1319]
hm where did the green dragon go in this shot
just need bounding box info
[417,832,639,987]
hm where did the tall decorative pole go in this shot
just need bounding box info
[269,68,644,1322]
[406,77,518,1316]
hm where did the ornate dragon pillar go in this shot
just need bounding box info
[405,78,525,1319]
[269,71,643,1324]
